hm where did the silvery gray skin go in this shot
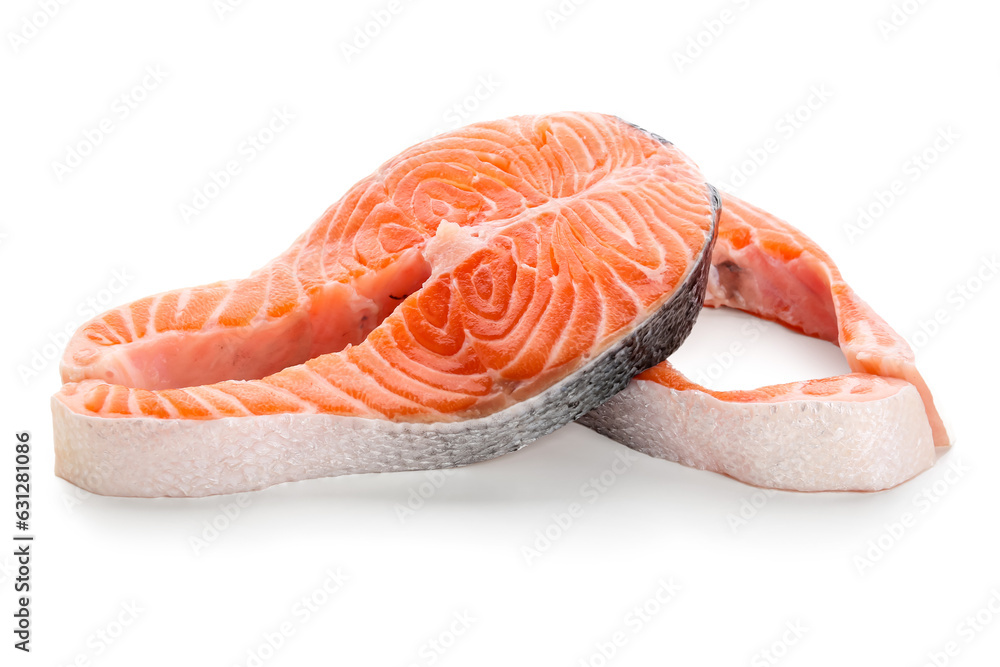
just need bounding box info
[52,185,719,498]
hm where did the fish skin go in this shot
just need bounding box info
[579,381,933,493]
[51,113,719,497]
[579,193,946,492]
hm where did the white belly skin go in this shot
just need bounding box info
[579,380,936,492]
[53,395,528,498]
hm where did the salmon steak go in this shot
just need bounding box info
[52,112,719,498]
[579,193,949,492]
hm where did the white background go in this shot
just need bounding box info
[1,0,998,665]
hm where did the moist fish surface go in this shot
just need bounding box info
[53,112,719,498]
[579,193,948,492]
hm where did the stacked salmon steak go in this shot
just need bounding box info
[52,112,946,497]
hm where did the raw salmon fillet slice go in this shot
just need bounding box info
[52,112,719,498]
[580,194,948,491]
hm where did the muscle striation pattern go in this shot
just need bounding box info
[57,113,715,423]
